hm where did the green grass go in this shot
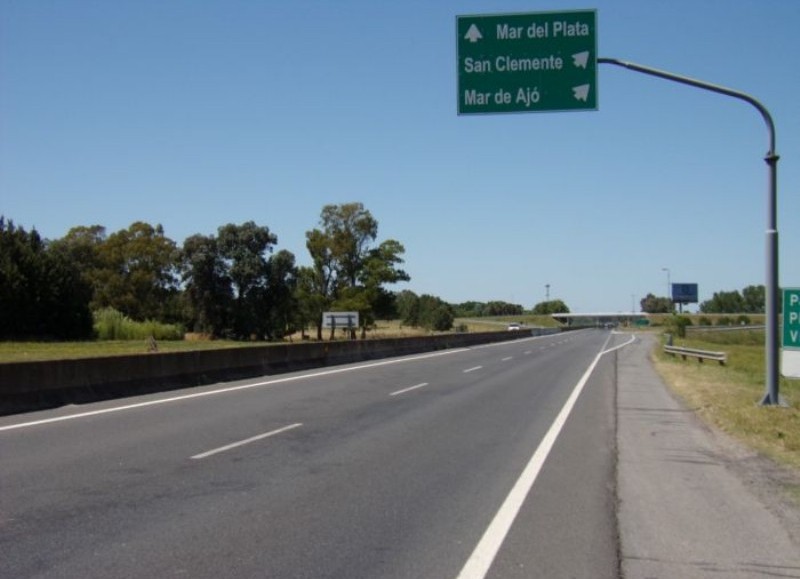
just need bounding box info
[653,329,800,472]
[0,339,252,363]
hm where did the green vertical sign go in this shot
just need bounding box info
[783,288,800,350]
[457,10,597,114]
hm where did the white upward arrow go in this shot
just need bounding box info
[464,24,482,43]
[572,51,589,69]
[572,84,590,102]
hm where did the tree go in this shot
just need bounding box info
[263,249,298,340]
[49,225,107,300]
[179,234,232,336]
[417,294,454,331]
[295,266,329,340]
[0,218,92,339]
[93,222,179,321]
[640,293,673,314]
[700,290,745,314]
[452,301,487,317]
[396,290,421,327]
[485,301,524,316]
[742,285,765,314]
[216,222,279,339]
[532,299,570,315]
[305,203,409,338]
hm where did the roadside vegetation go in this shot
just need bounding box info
[651,327,800,473]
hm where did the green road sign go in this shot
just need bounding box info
[783,288,800,350]
[457,10,597,114]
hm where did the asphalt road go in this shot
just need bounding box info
[1,329,625,578]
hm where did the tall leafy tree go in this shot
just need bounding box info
[216,222,278,339]
[93,222,179,321]
[180,234,232,335]
[742,285,765,313]
[532,299,570,315]
[295,266,329,340]
[304,203,409,338]
[0,218,92,339]
[396,290,421,327]
[640,293,674,314]
[263,249,298,340]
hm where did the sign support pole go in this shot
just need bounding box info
[598,58,782,406]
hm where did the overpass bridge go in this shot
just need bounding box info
[552,312,651,327]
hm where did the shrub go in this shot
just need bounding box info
[666,315,693,338]
[93,308,184,341]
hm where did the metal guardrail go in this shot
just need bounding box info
[664,345,727,365]
[686,324,765,334]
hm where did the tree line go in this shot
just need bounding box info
[2,203,576,342]
[1,204,418,341]
[639,285,767,314]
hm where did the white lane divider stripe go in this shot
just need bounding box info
[191,423,302,460]
[455,332,614,579]
[463,366,483,373]
[390,383,429,397]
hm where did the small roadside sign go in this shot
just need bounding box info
[781,288,800,377]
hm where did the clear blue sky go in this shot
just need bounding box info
[2,0,798,313]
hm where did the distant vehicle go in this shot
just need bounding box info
[507,323,521,331]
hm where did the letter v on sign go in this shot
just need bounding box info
[783,288,800,350]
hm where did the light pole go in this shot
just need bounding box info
[661,267,671,300]
[545,284,550,301]
[599,57,781,405]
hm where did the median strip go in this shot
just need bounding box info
[191,423,302,460]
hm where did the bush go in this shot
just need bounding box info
[666,315,692,338]
[699,317,712,326]
[94,308,184,341]
[716,316,732,326]
[736,315,751,326]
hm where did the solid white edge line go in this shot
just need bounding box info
[455,332,615,579]
[0,348,470,432]
[390,383,429,397]
[191,423,302,460]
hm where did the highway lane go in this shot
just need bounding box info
[1,329,624,578]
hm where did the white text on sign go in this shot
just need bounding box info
[496,20,590,40]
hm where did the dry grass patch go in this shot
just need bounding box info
[653,338,800,472]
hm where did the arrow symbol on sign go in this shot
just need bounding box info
[572,51,589,69]
[464,24,482,43]
[572,84,590,102]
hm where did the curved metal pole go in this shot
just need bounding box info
[598,58,781,405]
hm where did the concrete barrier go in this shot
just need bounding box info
[0,329,559,416]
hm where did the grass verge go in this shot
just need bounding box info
[0,340,252,363]
[651,332,800,473]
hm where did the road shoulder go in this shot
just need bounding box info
[616,333,800,578]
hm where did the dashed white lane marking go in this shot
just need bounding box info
[191,423,302,460]
[463,366,483,374]
[390,383,429,397]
